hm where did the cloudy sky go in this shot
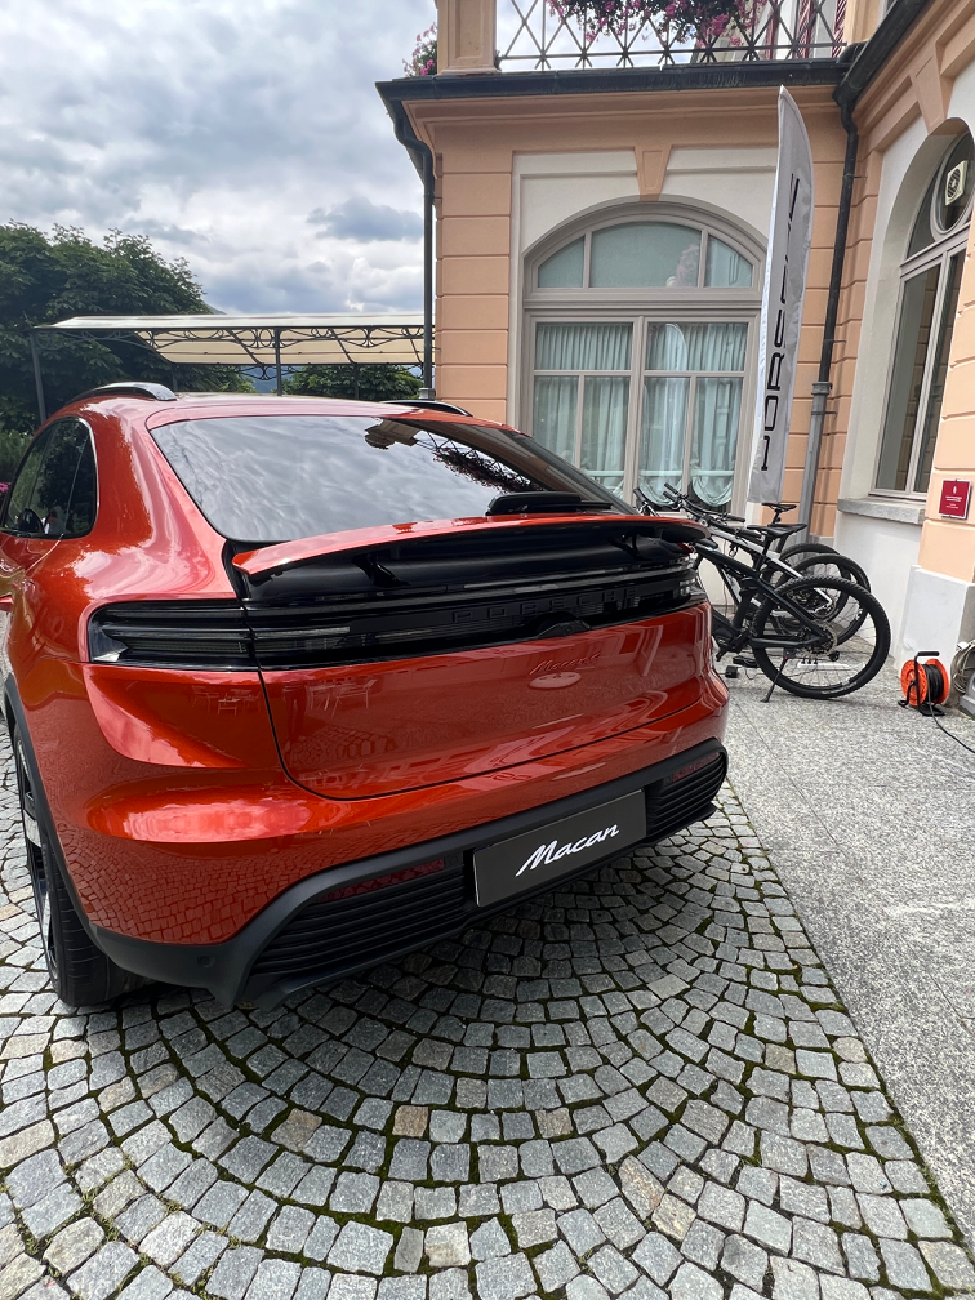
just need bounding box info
[0,0,435,314]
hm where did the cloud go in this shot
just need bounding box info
[308,197,423,242]
[126,219,211,248]
[0,0,434,315]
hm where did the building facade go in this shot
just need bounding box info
[379,0,975,665]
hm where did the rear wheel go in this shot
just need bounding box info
[751,577,890,698]
[779,541,837,566]
[14,726,140,1006]
[778,549,871,593]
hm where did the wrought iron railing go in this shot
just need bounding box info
[496,0,846,69]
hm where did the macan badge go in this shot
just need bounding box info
[516,823,620,876]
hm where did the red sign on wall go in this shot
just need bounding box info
[939,479,972,519]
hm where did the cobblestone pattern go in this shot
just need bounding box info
[0,736,971,1300]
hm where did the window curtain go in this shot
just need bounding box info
[534,324,632,491]
[639,378,689,503]
[581,378,629,496]
[691,378,742,507]
[536,323,631,371]
[646,323,747,371]
[532,377,578,462]
[642,323,745,506]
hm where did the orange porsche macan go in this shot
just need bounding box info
[0,384,728,1008]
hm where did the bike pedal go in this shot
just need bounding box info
[733,656,757,668]
[724,665,740,679]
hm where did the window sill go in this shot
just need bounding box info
[837,496,926,525]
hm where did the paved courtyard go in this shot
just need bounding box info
[724,662,975,1248]
[0,724,972,1300]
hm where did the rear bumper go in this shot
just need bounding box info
[90,739,727,1008]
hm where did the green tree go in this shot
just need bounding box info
[284,364,422,402]
[0,223,250,438]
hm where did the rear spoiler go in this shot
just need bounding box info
[233,513,709,579]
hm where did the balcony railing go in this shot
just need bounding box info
[496,0,846,69]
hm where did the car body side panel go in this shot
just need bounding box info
[83,666,280,768]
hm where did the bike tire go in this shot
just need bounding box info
[751,576,890,698]
[779,542,837,565]
[788,550,871,592]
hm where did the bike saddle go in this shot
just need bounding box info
[761,501,798,522]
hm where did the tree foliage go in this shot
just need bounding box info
[284,364,422,402]
[0,224,250,439]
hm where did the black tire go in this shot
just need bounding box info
[13,725,140,1006]
[788,550,871,592]
[751,576,890,698]
[779,542,837,565]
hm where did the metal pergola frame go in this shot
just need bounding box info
[30,314,434,421]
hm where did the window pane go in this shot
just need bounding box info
[705,237,753,287]
[646,322,747,372]
[533,377,578,463]
[538,237,585,288]
[581,377,629,496]
[691,378,742,509]
[935,133,975,232]
[65,433,97,536]
[28,422,90,536]
[914,253,962,493]
[638,377,689,505]
[152,416,623,542]
[590,223,701,288]
[535,322,631,371]
[907,176,937,258]
[876,266,940,492]
[2,431,49,533]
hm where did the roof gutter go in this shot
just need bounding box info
[800,0,933,537]
[386,97,435,396]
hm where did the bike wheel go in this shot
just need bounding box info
[789,550,871,593]
[751,576,890,698]
[779,542,837,566]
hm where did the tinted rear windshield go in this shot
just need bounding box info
[151,415,629,543]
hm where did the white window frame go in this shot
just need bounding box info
[872,135,974,499]
[523,202,763,514]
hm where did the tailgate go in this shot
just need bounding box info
[236,516,710,799]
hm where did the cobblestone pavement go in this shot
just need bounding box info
[0,736,972,1300]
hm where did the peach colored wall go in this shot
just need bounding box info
[408,86,845,460]
[406,0,975,564]
[842,0,975,575]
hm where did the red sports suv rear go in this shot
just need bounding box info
[0,385,728,1008]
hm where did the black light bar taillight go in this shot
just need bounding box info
[88,601,254,670]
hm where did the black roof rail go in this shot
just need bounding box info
[74,382,178,403]
[403,398,473,417]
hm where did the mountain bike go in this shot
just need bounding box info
[640,488,890,698]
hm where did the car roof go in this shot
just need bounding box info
[52,390,516,434]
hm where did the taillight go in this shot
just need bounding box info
[88,602,254,670]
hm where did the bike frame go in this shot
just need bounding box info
[693,544,833,655]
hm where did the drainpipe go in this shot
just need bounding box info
[391,105,436,398]
[799,97,859,540]
[420,147,435,398]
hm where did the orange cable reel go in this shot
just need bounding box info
[900,656,949,709]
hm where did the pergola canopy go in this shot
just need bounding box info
[36,313,430,368]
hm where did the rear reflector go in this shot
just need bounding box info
[321,858,446,903]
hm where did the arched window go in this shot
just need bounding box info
[875,132,975,496]
[524,204,762,511]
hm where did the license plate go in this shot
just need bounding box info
[474,790,646,907]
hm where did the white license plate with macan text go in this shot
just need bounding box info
[473,791,646,907]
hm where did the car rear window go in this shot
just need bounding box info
[151,414,629,543]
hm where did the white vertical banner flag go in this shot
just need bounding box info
[748,86,815,505]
